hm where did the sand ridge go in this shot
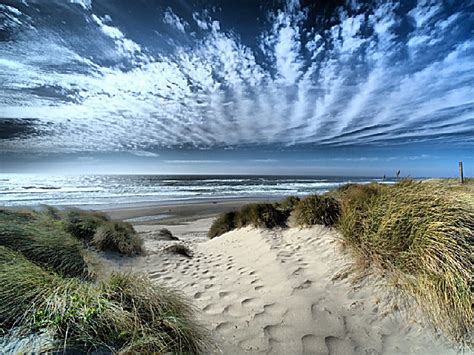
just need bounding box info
[117,221,457,354]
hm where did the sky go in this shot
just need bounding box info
[0,0,473,177]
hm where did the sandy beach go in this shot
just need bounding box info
[99,202,457,355]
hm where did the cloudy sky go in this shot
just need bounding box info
[0,0,473,176]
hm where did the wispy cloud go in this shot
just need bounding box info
[0,0,473,156]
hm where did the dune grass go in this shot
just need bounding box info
[0,209,90,279]
[0,240,209,353]
[293,194,341,227]
[274,196,301,214]
[336,180,473,344]
[208,203,286,238]
[60,208,143,255]
[93,221,143,256]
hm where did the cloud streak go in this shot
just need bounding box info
[0,0,473,155]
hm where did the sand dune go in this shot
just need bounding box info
[112,221,456,354]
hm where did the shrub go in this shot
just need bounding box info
[92,221,143,255]
[294,195,341,227]
[156,228,179,240]
[62,209,110,242]
[338,181,474,343]
[235,203,287,229]
[0,209,90,279]
[0,247,211,353]
[208,211,237,239]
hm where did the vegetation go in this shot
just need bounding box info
[208,203,287,239]
[275,196,301,214]
[0,208,210,353]
[0,209,90,279]
[63,208,110,242]
[208,211,237,239]
[93,221,143,256]
[61,207,143,255]
[336,180,473,344]
[293,194,341,227]
[163,244,193,258]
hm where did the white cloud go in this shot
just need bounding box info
[163,8,187,33]
[1,0,473,154]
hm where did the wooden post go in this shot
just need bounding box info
[459,161,464,184]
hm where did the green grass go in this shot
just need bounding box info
[336,180,473,344]
[274,196,301,214]
[208,203,287,238]
[61,208,143,255]
[0,247,210,352]
[293,194,341,227]
[93,221,143,256]
[0,209,90,279]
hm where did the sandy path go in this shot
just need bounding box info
[109,222,456,354]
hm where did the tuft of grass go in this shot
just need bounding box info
[92,221,143,256]
[235,203,287,229]
[62,209,110,242]
[208,211,238,239]
[163,244,193,258]
[0,247,211,353]
[157,228,179,240]
[293,194,341,227]
[0,209,90,279]
[275,196,301,214]
[337,180,473,344]
[208,203,287,239]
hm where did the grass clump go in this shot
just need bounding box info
[275,196,301,214]
[236,203,287,229]
[0,247,210,353]
[163,244,193,258]
[93,221,143,256]
[0,209,90,279]
[293,194,341,227]
[62,208,143,256]
[208,203,287,238]
[208,211,238,239]
[62,209,110,242]
[338,180,473,344]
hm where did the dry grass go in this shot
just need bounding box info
[337,180,473,344]
[0,247,210,353]
[163,244,193,258]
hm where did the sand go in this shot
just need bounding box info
[99,210,458,355]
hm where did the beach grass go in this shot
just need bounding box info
[208,203,286,238]
[0,209,90,279]
[0,208,210,353]
[61,208,143,255]
[293,194,341,227]
[335,180,473,344]
[93,221,143,256]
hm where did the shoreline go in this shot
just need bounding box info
[101,197,282,224]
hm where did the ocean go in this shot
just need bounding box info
[0,174,395,208]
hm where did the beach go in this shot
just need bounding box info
[98,200,458,354]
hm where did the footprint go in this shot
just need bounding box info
[302,334,321,354]
[219,291,231,299]
[223,304,241,317]
[254,285,264,291]
[194,291,203,299]
[204,284,214,290]
[292,267,304,276]
[325,336,353,355]
[293,279,312,293]
[215,321,233,333]
[241,298,259,308]
[202,303,221,314]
